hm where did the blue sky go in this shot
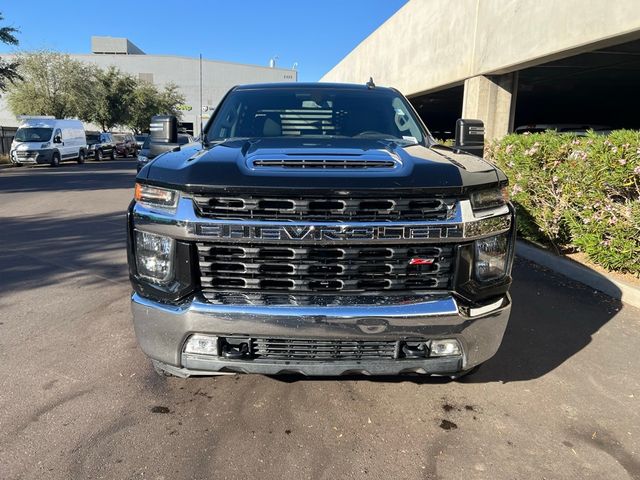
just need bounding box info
[0,1,407,81]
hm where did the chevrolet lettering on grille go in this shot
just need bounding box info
[192,224,464,242]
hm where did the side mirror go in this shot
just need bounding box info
[149,115,179,159]
[454,119,484,157]
[53,135,62,144]
[150,115,178,144]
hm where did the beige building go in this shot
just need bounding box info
[322,0,640,140]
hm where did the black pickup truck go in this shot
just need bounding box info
[127,82,515,378]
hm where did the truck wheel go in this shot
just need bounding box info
[50,152,60,167]
[95,149,103,161]
[77,150,85,164]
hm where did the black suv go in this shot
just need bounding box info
[113,133,138,158]
[86,132,116,161]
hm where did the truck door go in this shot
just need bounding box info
[62,126,75,159]
[53,128,66,158]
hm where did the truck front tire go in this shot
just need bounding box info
[50,152,60,168]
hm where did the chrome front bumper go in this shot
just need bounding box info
[131,293,511,376]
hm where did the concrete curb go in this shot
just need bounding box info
[516,240,640,308]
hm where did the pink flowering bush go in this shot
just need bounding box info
[486,130,640,275]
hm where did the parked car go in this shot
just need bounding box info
[113,133,138,157]
[136,133,194,172]
[86,131,116,161]
[10,118,87,167]
[129,83,516,379]
[134,134,148,150]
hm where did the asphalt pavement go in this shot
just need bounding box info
[0,161,638,480]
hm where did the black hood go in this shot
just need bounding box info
[140,138,504,194]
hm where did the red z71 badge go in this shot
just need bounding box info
[409,258,435,265]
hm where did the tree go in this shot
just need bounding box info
[92,66,137,131]
[6,51,94,119]
[127,81,185,134]
[158,83,185,119]
[0,12,21,91]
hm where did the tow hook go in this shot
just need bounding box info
[402,342,428,358]
[221,340,251,359]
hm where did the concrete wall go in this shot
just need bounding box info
[0,54,297,133]
[321,0,640,97]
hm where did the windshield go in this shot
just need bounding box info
[86,133,100,143]
[206,87,426,144]
[135,135,146,142]
[15,127,53,143]
[113,134,126,143]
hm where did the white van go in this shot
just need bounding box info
[10,118,87,167]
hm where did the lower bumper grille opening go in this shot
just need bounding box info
[251,338,399,360]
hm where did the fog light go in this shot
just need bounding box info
[430,339,461,357]
[474,233,509,281]
[134,230,175,284]
[184,334,219,356]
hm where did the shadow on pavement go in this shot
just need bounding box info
[272,258,622,385]
[0,211,128,294]
[0,160,137,193]
[462,257,622,383]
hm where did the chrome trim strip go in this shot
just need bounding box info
[132,196,511,244]
[132,292,460,318]
[469,297,505,317]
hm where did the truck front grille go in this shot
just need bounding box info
[14,151,37,158]
[198,242,455,295]
[192,194,454,222]
[251,338,398,360]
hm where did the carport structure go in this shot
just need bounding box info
[321,0,640,139]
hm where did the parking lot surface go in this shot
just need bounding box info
[1,161,639,480]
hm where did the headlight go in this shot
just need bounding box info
[41,142,51,148]
[474,233,509,281]
[134,230,175,284]
[138,155,148,164]
[470,187,509,210]
[134,183,178,211]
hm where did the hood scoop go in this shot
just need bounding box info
[251,158,397,169]
[248,150,400,171]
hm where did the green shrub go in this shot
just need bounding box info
[486,130,640,275]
